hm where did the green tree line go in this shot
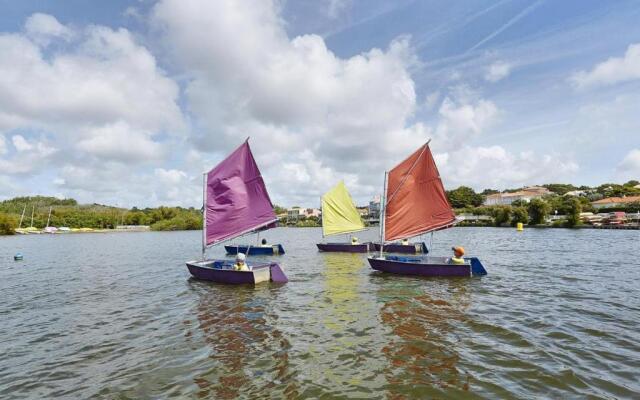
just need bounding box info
[0,196,203,234]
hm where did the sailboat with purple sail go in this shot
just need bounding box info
[185,140,288,284]
[368,141,487,277]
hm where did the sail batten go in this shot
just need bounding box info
[204,141,277,246]
[383,143,456,242]
[321,181,365,237]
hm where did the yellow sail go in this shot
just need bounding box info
[321,181,365,236]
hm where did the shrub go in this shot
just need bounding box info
[0,212,17,235]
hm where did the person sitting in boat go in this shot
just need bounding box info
[351,236,359,245]
[401,238,409,245]
[449,246,466,264]
[260,238,270,247]
[234,253,250,271]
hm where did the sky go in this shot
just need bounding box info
[0,0,639,208]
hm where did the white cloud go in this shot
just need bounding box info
[155,168,187,184]
[12,135,33,152]
[152,0,425,203]
[617,149,640,177]
[434,97,498,150]
[484,61,511,82]
[0,135,7,155]
[0,136,57,175]
[571,43,640,88]
[75,122,165,162]
[327,0,351,18]
[24,13,73,44]
[437,145,579,190]
[0,15,184,137]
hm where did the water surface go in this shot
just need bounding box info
[1,227,639,398]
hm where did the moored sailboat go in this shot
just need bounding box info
[185,140,288,284]
[368,141,487,277]
[316,181,371,253]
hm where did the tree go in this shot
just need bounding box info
[564,197,582,227]
[0,212,17,235]
[447,186,483,208]
[626,202,640,213]
[511,207,529,226]
[490,206,512,227]
[528,198,551,225]
[543,183,577,195]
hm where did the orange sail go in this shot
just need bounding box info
[384,143,456,242]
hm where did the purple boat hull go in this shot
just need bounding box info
[368,255,471,277]
[316,242,371,253]
[186,259,288,284]
[372,242,428,254]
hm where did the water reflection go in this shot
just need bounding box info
[321,253,365,330]
[186,280,298,399]
[375,278,472,398]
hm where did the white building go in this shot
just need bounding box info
[484,186,550,206]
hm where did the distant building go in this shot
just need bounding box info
[484,186,550,206]
[287,207,304,221]
[356,207,369,218]
[368,195,381,220]
[303,208,321,218]
[591,195,640,209]
[287,207,320,221]
[564,190,586,197]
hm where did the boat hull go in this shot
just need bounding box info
[372,242,428,254]
[368,255,480,277]
[316,242,371,253]
[186,260,288,284]
[224,244,285,255]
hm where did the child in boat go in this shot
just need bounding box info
[450,246,465,264]
[234,253,250,271]
[260,238,270,247]
[351,237,359,245]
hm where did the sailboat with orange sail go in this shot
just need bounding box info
[368,141,487,277]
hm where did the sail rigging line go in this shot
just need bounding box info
[385,140,430,207]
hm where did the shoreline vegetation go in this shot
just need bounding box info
[1,180,639,235]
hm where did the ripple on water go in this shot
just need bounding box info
[0,228,639,399]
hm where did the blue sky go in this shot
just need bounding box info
[0,0,639,207]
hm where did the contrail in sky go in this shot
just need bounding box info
[467,0,545,53]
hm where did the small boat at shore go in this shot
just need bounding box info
[185,139,288,284]
[316,181,370,253]
[368,141,487,277]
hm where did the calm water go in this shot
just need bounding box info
[1,227,639,399]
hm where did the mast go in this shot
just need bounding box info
[46,206,52,228]
[379,171,388,257]
[202,172,207,261]
[19,204,26,228]
[30,205,35,228]
[320,196,324,238]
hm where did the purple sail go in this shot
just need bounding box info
[205,140,277,245]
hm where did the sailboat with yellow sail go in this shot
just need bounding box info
[368,141,488,277]
[316,181,371,253]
